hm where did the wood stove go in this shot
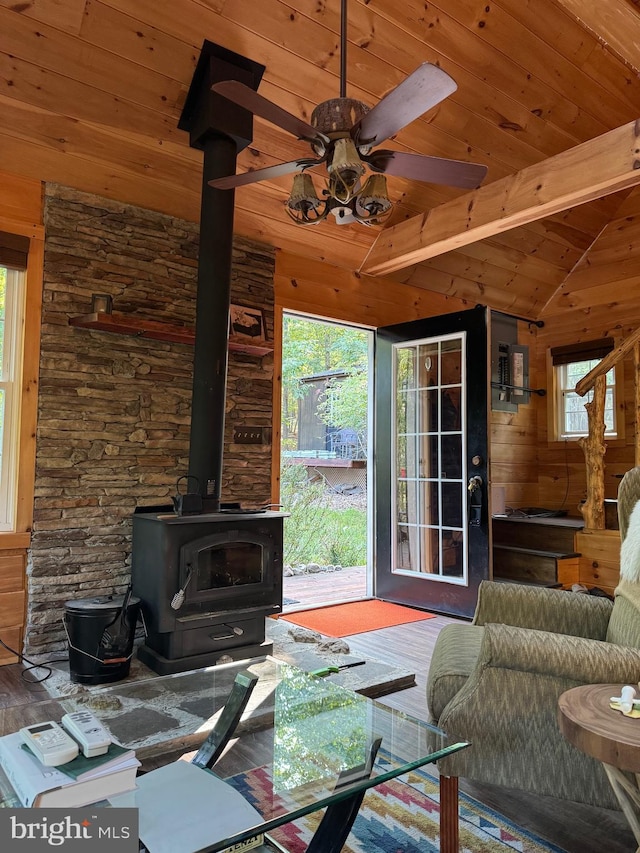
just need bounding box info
[130,43,285,676]
[132,510,283,675]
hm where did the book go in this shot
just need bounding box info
[0,732,140,808]
[109,760,264,853]
[24,740,137,783]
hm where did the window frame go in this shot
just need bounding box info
[0,266,26,530]
[0,222,44,544]
[547,343,625,446]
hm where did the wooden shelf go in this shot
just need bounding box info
[68,312,273,356]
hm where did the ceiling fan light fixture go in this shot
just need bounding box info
[327,137,365,200]
[285,171,331,225]
[356,174,392,215]
[287,172,322,212]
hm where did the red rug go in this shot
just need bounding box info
[281,599,435,637]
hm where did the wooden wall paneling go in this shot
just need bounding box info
[0,135,202,225]
[444,0,639,124]
[0,0,86,34]
[0,592,26,632]
[0,169,43,232]
[328,1,582,159]
[0,628,21,665]
[452,239,571,289]
[369,0,612,142]
[0,96,200,192]
[0,8,186,114]
[78,0,199,81]
[396,263,545,318]
[540,0,640,77]
[555,279,640,313]
[419,252,557,311]
[0,553,25,594]
[274,252,468,326]
[0,54,181,144]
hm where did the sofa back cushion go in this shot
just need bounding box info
[607,590,640,648]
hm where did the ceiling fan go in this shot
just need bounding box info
[208,0,488,226]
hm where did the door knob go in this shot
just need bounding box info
[468,475,483,495]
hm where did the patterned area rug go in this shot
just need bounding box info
[227,758,567,853]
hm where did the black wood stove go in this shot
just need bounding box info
[131,43,285,675]
[132,509,283,674]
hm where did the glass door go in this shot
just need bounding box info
[375,307,490,618]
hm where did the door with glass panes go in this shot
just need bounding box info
[374,307,490,618]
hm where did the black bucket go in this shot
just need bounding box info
[63,592,141,685]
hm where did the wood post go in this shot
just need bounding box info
[578,374,607,529]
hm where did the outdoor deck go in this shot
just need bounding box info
[282,564,367,611]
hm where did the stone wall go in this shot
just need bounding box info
[25,185,275,658]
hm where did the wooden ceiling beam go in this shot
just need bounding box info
[360,120,640,276]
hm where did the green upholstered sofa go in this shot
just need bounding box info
[426,467,640,809]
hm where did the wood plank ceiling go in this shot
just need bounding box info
[2,0,640,320]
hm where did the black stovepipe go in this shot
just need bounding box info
[188,132,238,512]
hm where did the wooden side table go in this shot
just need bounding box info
[558,683,640,850]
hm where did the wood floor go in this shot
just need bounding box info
[0,617,635,852]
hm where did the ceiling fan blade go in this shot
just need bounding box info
[365,150,488,189]
[352,63,457,148]
[211,81,330,147]
[208,158,322,190]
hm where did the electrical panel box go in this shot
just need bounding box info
[491,313,530,412]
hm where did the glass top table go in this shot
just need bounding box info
[108,657,469,853]
[0,657,470,853]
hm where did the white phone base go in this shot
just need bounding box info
[19,721,79,766]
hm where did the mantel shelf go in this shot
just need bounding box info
[68,312,273,356]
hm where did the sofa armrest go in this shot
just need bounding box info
[478,622,640,683]
[472,580,613,639]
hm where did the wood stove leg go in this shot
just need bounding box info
[439,774,459,853]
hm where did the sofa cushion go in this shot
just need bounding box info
[606,587,640,648]
[426,623,484,721]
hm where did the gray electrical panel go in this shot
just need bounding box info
[490,312,530,412]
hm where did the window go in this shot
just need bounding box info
[0,262,26,530]
[550,339,619,441]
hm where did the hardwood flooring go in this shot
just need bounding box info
[0,617,635,852]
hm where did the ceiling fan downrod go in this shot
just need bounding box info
[340,0,347,99]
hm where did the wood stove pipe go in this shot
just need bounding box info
[188,134,236,511]
[179,42,265,512]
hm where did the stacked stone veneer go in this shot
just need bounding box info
[25,184,275,658]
